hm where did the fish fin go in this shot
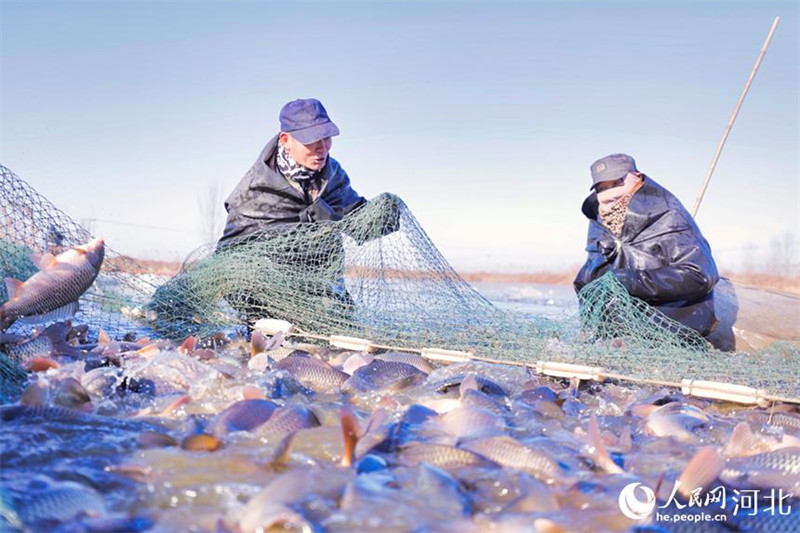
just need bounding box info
[533,518,567,533]
[181,433,221,452]
[179,336,196,355]
[459,374,480,397]
[18,301,79,324]
[251,331,267,357]
[724,422,754,458]
[30,252,58,270]
[159,395,191,416]
[98,329,110,345]
[340,405,361,467]
[42,321,70,340]
[27,356,61,372]
[267,431,297,469]
[264,331,285,352]
[243,385,266,400]
[21,378,49,405]
[136,343,161,357]
[629,404,659,418]
[676,446,724,499]
[135,337,151,346]
[587,413,624,474]
[4,278,23,300]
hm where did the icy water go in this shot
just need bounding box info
[472,282,578,319]
[0,283,798,532]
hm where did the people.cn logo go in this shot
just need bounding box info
[618,482,656,520]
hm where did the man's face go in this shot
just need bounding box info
[280,133,332,171]
[595,173,640,210]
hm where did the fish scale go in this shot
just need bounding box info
[460,435,564,482]
[257,405,320,437]
[398,443,499,470]
[15,481,106,525]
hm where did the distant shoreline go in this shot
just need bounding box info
[114,256,799,296]
[461,269,800,297]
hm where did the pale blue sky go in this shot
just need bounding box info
[2,1,798,271]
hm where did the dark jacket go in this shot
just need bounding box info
[574,177,720,338]
[219,135,365,243]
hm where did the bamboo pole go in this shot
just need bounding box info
[691,16,780,218]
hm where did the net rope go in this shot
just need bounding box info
[0,164,798,403]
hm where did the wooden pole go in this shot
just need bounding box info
[691,16,781,218]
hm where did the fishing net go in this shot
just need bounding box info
[0,163,798,402]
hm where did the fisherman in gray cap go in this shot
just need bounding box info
[574,153,735,351]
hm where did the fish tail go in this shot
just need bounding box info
[340,405,361,467]
[587,413,624,474]
[724,422,754,458]
[676,446,724,499]
[0,307,13,332]
[43,322,83,357]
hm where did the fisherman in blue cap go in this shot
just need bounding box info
[220,98,365,241]
[574,153,735,351]
[217,99,373,323]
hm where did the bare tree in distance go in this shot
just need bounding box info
[197,183,224,244]
[766,231,799,277]
[740,241,757,273]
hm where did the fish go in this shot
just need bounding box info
[181,433,222,452]
[0,238,105,331]
[1,321,83,365]
[747,410,800,433]
[423,406,507,442]
[398,443,499,470]
[275,353,349,394]
[721,447,800,493]
[237,468,353,533]
[374,351,435,374]
[14,479,106,526]
[343,359,428,394]
[255,405,320,438]
[52,377,92,409]
[460,435,565,483]
[641,401,710,444]
[208,398,278,437]
[431,374,508,397]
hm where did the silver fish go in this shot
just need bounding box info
[460,435,565,483]
[374,351,434,374]
[0,238,105,331]
[425,406,506,441]
[275,353,348,394]
[15,479,106,525]
[747,411,800,433]
[256,405,320,438]
[343,359,427,394]
[208,398,278,437]
[432,374,508,397]
[52,377,92,409]
[1,321,82,364]
[721,447,800,493]
[398,443,499,470]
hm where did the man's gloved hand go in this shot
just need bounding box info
[300,198,339,222]
[381,202,402,236]
[596,233,620,260]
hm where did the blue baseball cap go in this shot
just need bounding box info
[279,98,340,145]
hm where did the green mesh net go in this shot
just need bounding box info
[0,163,798,403]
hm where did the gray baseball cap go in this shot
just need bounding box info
[590,153,637,190]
